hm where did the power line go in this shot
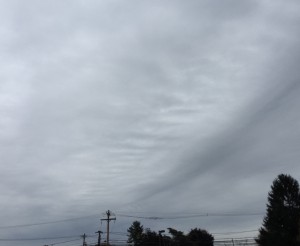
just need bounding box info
[51,238,82,245]
[0,211,264,229]
[0,214,98,229]
[0,231,258,244]
[215,236,257,241]
[212,229,259,235]
[116,212,264,220]
[0,235,80,241]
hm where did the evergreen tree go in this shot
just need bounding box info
[256,174,300,246]
[127,221,144,246]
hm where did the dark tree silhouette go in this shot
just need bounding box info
[142,228,160,246]
[256,174,300,246]
[127,221,144,246]
[168,228,188,246]
[127,222,214,246]
[187,228,214,246]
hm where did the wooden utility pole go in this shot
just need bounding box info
[96,230,103,246]
[101,210,116,245]
[81,233,87,246]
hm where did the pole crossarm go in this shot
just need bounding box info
[101,210,116,245]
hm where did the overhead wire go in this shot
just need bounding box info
[50,238,82,245]
[0,211,262,244]
[116,212,264,220]
[0,235,80,241]
[0,211,264,229]
[212,229,258,235]
[0,214,99,229]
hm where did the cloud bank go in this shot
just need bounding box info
[0,0,300,245]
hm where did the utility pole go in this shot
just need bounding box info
[101,210,116,245]
[96,230,103,246]
[81,233,87,246]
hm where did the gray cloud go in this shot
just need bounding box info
[0,0,300,245]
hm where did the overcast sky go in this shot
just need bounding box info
[1,0,300,245]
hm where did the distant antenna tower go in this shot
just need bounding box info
[101,210,116,245]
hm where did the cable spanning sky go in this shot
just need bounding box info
[1,0,300,245]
